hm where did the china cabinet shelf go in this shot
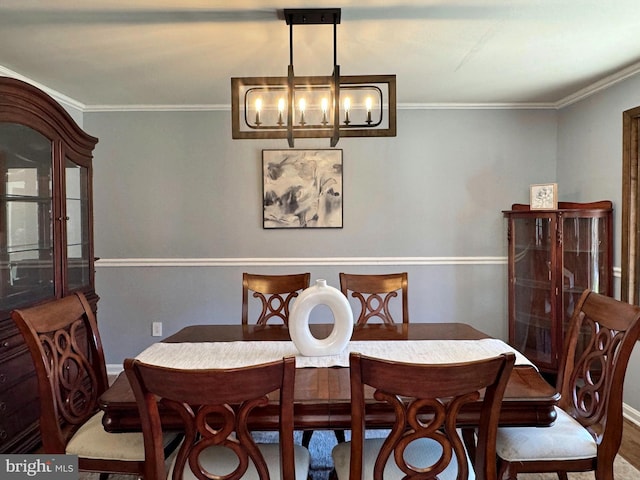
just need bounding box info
[0,76,99,453]
[504,201,613,374]
[514,278,552,290]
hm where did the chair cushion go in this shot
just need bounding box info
[170,442,310,480]
[66,411,146,460]
[66,411,177,461]
[496,407,598,462]
[331,437,474,480]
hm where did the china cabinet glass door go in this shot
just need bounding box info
[0,124,54,311]
[561,215,610,354]
[511,215,555,367]
[65,158,90,291]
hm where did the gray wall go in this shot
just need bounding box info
[557,73,640,414]
[85,108,557,365]
[88,109,556,259]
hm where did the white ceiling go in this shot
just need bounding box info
[1,0,640,109]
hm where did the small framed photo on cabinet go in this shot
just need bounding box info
[530,183,558,210]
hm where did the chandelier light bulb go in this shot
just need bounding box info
[299,98,306,126]
[255,98,262,126]
[344,97,351,125]
[277,97,285,126]
[321,97,329,125]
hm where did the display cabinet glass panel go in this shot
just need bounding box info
[65,158,91,291]
[0,124,54,312]
[511,215,555,367]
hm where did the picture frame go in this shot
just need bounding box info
[262,149,343,229]
[530,183,558,210]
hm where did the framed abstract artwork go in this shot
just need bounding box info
[262,149,343,228]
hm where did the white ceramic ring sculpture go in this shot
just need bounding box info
[289,279,354,356]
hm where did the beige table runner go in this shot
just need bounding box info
[136,338,533,369]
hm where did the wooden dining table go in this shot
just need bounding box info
[99,322,559,433]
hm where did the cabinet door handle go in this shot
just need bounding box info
[0,430,7,440]
[0,402,6,412]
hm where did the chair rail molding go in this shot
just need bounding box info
[96,256,507,268]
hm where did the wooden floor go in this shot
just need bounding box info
[620,417,640,469]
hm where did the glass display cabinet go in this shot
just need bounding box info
[503,201,613,374]
[0,77,98,452]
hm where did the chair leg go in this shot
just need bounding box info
[557,473,568,480]
[99,474,110,480]
[302,430,314,448]
[334,429,345,443]
[595,462,615,480]
[497,459,518,480]
[461,428,476,465]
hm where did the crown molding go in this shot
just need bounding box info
[398,102,556,110]
[84,102,557,112]
[83,104,229,113]
[0,65,87,112]
[554,60,640,109]
[4,61,640,113]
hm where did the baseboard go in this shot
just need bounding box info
[107,364,124,377]
[624,403,640,426]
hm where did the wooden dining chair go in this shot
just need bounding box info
[331,351,515,479]
[124,355,310,480]
[11,292,178,479]
[339,272,409,325]
[242,272,310,326]
[495,290,640,480]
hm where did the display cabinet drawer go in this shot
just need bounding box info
[0,348,35,388]
[0,372,38,414]
[0,398,40,453]
[0,333,28,362]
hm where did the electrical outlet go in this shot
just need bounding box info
[152,322,162,337]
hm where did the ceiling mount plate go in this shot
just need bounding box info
[283,8,341,25]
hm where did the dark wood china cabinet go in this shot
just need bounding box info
[0,77,98,452]
[503,201,613,374]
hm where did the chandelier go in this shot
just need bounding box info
[231,8,396,147]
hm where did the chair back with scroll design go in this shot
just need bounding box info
[339,272,409,325]
[124,356,309,480]
[496,289,640,480]
[242,273,310,326]
[332,351,515,480]
[11,292,146,477]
